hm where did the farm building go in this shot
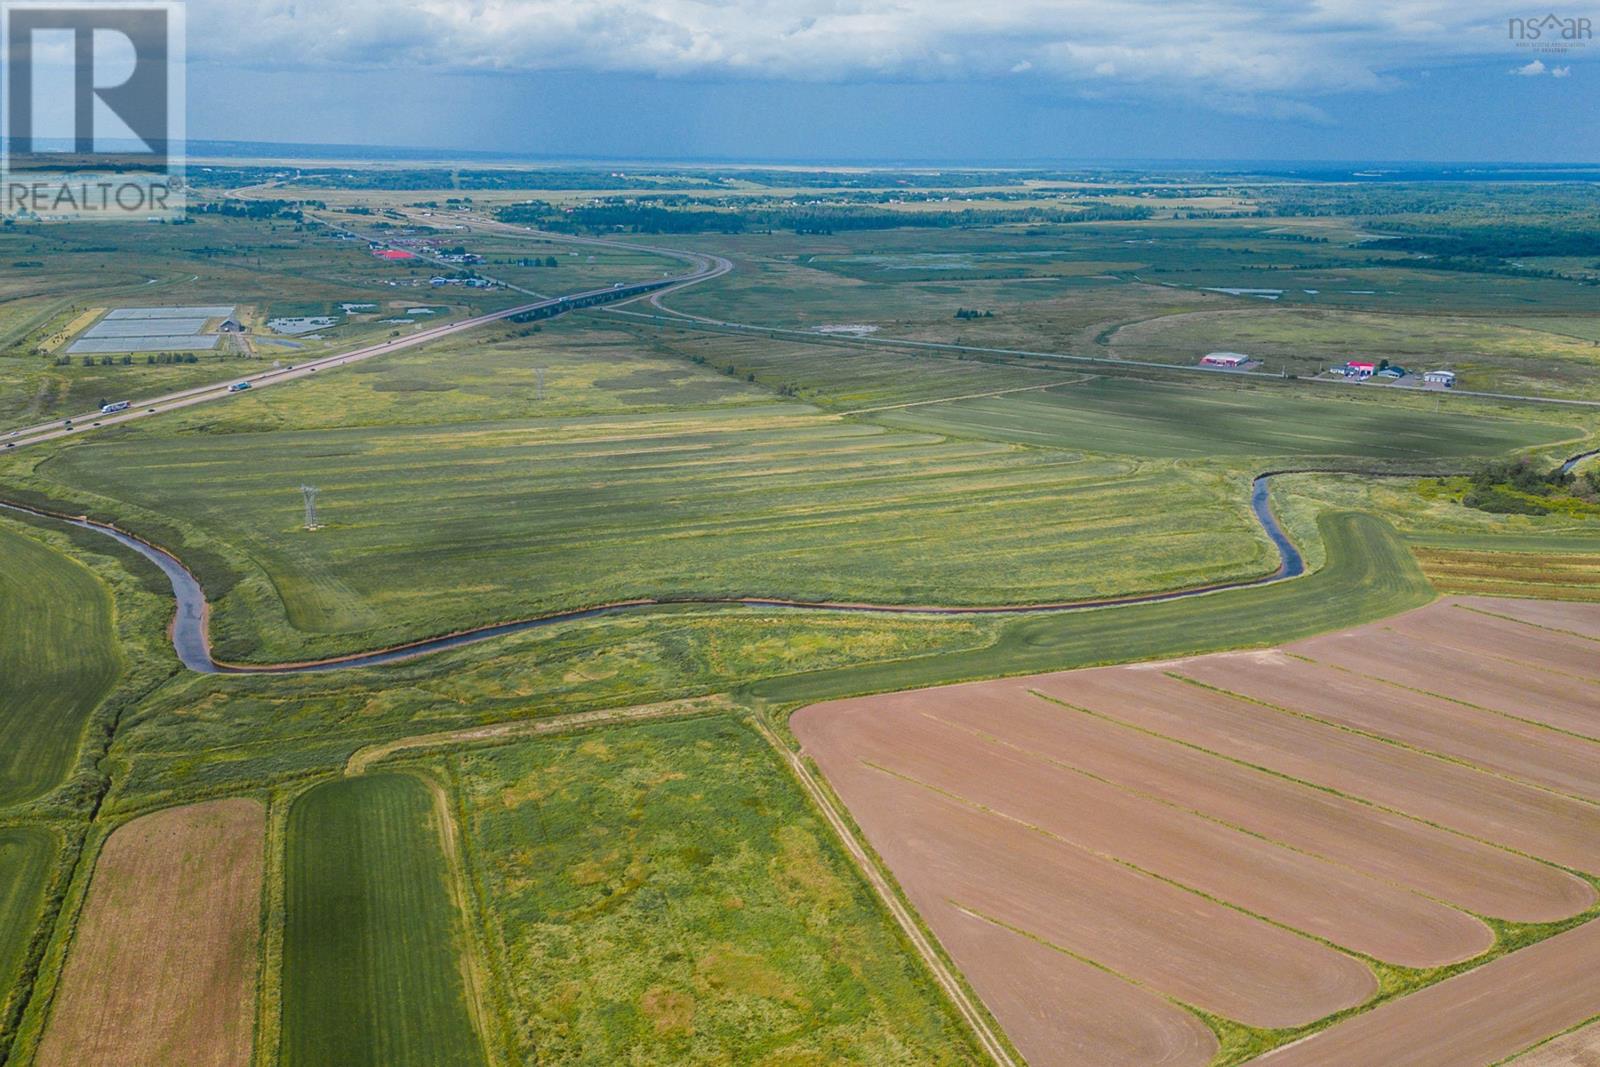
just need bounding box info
[1424,370,1457,387]
[1343,360,1377,380]
[1201,352,1253,369]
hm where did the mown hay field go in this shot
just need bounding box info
[281,774,484,1067]
[0,521,122,805]
[35,799,264,1067]
[0,828,54,1036]
[455,715,983,1064]
[30,408,1271,662]
[871,376,1575,459]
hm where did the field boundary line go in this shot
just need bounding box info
[835,376,1095,416]
[410,770,504,1067]
[343,696,733,776]
[752,717,1020,1067]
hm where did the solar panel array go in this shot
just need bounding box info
[68,306,236,354]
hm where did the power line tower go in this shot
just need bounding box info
[300,485,321,531]
[535,367,545,401]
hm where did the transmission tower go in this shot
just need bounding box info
[300,485,321,530]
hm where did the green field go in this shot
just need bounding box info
[0,522,122,805]
[24,404,1273,662]
[455,715,981,1064]
[102,609,988,811]
[871,376,1577,459]
[751,510,1434,706]
[0,827,53,1042]
[282,774,485,1067]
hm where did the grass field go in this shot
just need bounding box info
[454,715,983,1064]
[36,799,263,1067]
[0,522,122,805]
[101,608,990,811]
[282,773,485,1067]
[1270,473,1600,603]
[1105,307,1600,395]
[653,221,1600,397]
[751,510,1435,706]
[870,376,1577,459]
[0,828,53,1038]
[26,406,1273,662]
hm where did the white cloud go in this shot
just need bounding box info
[189,1,1566,108]
[1512,59,1547,75]
[1552,65,1572,77]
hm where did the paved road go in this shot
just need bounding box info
[0,227,727,453]
[602,298,1600,411]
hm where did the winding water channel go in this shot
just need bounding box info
[6,450,1595,674]
[4,474,1305,674]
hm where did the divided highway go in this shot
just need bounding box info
[0,240,728,452]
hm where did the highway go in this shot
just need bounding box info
[0,241,727,452]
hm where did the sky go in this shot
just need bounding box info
[180,1,1597,163]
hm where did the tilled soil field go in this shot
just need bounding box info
[793,597,1600,1066]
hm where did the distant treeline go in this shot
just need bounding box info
[497,202,1152,234]
[189,198,307,221]
[1362,226,1600,259]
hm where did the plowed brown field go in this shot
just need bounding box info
[35,798,264,1067]
[792,597,1600,1066]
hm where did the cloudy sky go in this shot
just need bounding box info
[184,1,1597,162]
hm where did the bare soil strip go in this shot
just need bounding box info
[835,703,1490,967]
[1034,670,1600,872]
[1292,627,1600,739]
[799,710,1376,1029]
[36,798,264,1067]
[1174,651,1600,802]
[1508,1019,1600,1065]
[921,685,1591,923]
[931,901,1218,1067]
[1388,605,1600,683]
[1250,918,1600,1066]
[1462,597,1600,641]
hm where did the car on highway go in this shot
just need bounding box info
[227,382,252,392]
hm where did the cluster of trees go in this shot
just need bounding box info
[190,199,303,221]
[513,256,561,267]
[954,308,994,319]
[52,351,206,368]
[1461,458,1600,514]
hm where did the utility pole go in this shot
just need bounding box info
[536,367,545,401]
[300,485,321,530]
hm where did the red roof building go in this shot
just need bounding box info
[373,249,415,261]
